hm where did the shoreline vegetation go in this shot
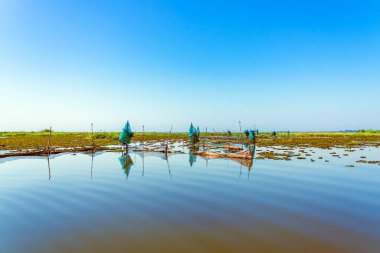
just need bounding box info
[1,131,380,159]
[1,130,380,148]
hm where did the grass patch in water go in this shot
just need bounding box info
[0,131,380,151]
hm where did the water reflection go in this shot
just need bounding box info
[41,142,258,181]
[166,152,172,181]
[2,147,380,253]
[43,145,257,181]
[47,155,51,180]
[135,151,173,180]
[122,142,256,180]
[189,146,199,167]
[90,152,94,180]
[87,151,107,180]
[141,152,145,177]
[118,154,133,180]
[189,153,197,167]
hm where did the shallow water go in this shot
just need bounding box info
[1,148,380,253]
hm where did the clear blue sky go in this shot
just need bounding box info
[1,0,379,132]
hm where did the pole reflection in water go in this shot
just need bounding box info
[47,155,51,180]
[135,151,173,180]
[87,151,104,180]
[165,152,172,181]
[142,152,145,177]
[91,152,94,180]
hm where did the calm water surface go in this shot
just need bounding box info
[1,148,380,253]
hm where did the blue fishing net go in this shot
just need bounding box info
[189,123,200,144]
[119,121,134,144]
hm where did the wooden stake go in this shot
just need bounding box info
[238,121,242,138]
[91,123,94,148]
[204,126,207,150]
[166,124,173,156]
[47,126,52,155]
[142,125,145,149]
